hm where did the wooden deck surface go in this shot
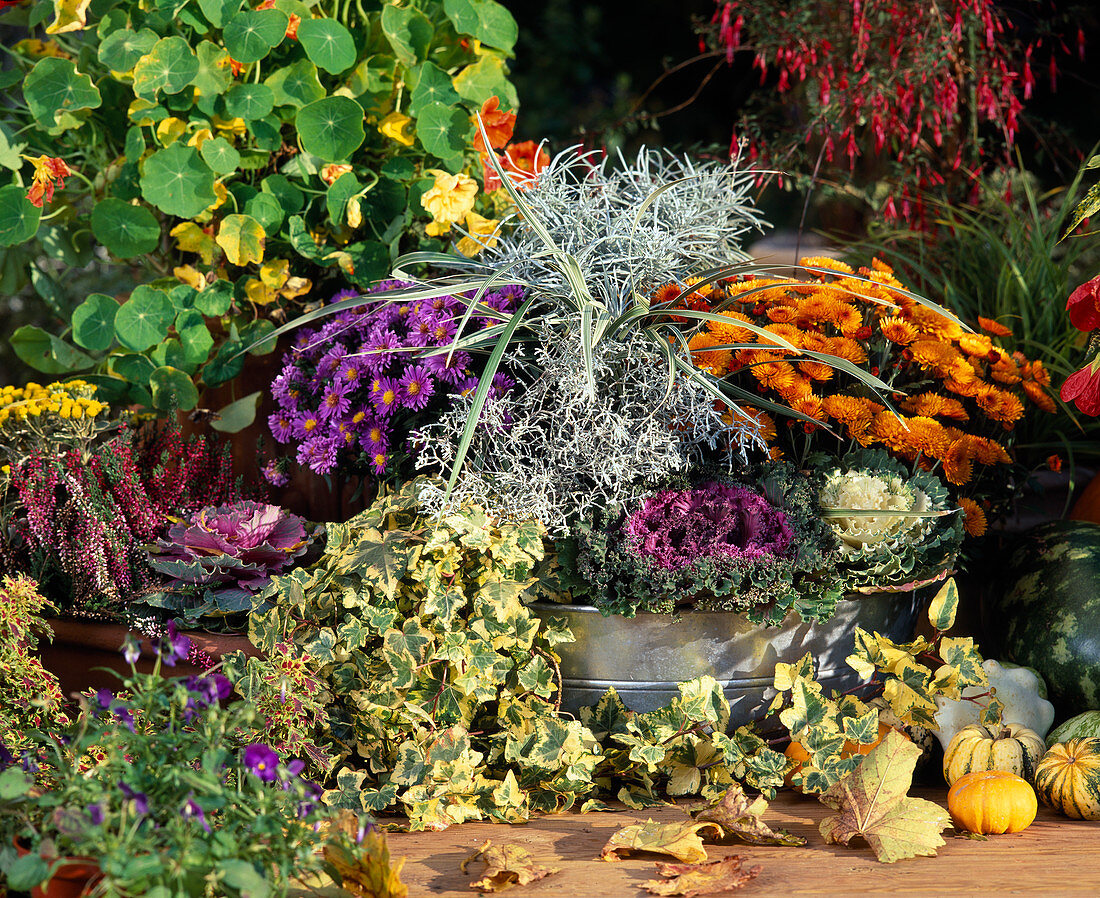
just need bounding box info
[385,787,1095,896]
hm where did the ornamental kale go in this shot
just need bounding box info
[568,464,844,623]
[142,501,312,625]
[268,280,520,480]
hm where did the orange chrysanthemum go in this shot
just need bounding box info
[758,323,804,348]
[822,395,881,432]
[989,356,1022,385]
[798,360,835,381]
[974,387,1025,426]
[958,332,994,357]
[788,393,825,422]
[868,410,909,448]
[879,316,919,345]
[1022,379,1057,413]
[651,282,683,306]
[735,406,777,442]
[909,339,961,371]
[900,416,953,459]
[900,392,969,421]
[978,316,1013,338]
[958,497,988,537]
[751,360,799,392]
[765,304,799,324]
[967,436,1012,465]
[1026,359,1052,387]
[907,305,964,340]
[776,375,814,403]
[688,332,732,376]
[708,311,758,346]
[942,439,974,486]
[824,336,869,365]
[799,255,854,275]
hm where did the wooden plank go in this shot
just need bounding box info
[385,788,1100,895]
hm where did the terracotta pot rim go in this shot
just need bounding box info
[44,619,261,659]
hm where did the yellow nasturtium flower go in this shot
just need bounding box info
[421,170,478,236]
[456,211,501,257]
[378,112,415,146]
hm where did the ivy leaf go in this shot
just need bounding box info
[600,820,723,864]
[979,696,1005,728]
[694,784,807,847]
[443,0,517,53]
[223,9,289,64]
[91,198,160,258]
[819,730,951,863]
[939,636,988,689]
[141,144,217,218]
[216,213,265,266]
[773,653,815,691]
[460,839,558,892]
[297,18,357,74]
[926,578,959,632]
[643,856,762,897]
[297,96,366,162]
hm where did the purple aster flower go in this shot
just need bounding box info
[425,350,471,385]
[317,345,348,379]
[318,384,352,421]
[336,357,363,387]
[371,378,401,417]
[182,796,211,833]
[244,744,281,782]
[489,373,515,400]
[118,781,149,816]
[87,804,105,826]
[398,365,435,411]
[361,329,402,372]
[331,288,359,303]
[360,419,388,452]
[296,436,340,475]
[262,460,290,487]
[369,451,388,475]
[269,411,296,444]
[294,412,322,441]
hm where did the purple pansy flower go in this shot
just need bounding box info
[182,796,211,833]
[244,744,281,782]
[118,781,149,816]
[87,804,105,826]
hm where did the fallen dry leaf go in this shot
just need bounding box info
[321,813,408,898]
[818,729,951,863]
[600,820,724,864]
[460,840,559,892]
[643,856,762,896]
[695,784,806,847]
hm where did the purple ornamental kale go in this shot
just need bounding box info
[625,482,794,571]
[146,501,310,618]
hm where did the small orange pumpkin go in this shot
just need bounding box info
[947,770,1038,834]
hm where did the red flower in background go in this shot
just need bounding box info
[1060,358,1100,416]
[472,96,515,154]
[501,141,549,188]
[1067,275,1100,332]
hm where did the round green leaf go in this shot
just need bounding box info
[193,279,233,316]
[124,125,146,162]
[415,101,470,169]
[296,18,357,74]
[409,62,460,117]
[177,314,214,365]
[114,285,175,352]
[200,136,241,175]
[261,174,304,213]
[90,198,160,258]
[23,58,102,130]
[72,294,120,351]
[297,96,365,162]
[133,36,199,99]
[0,184,41,246]
[452,54,519,109]
[197,0,241,28]
[10,325,94,374]
[244,192,284,232]
[210,391,261,433]
[326,171,361,223]
[224,83,275,120]
[192,41,233,98]
[150,365,199,411]
[380,4,432,67]
[98,28,158,71]
[111,352,157,385]
[216,213,265,266]
[223,9,289,64]
[265,58,324,108]
[443,0,518,52]
[140,144,217,218]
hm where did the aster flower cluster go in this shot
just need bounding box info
[269,280,521,478]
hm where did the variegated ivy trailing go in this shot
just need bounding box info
[248,479,789,830]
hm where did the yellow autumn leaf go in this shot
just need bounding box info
[212,115,247,138]
[216,213,265,266]
[13,39,70,59]
[46,0,92,33]
[173,265,207,291]
[259,259,289,290]
[600,820,724,864]
[194,181,229,222]
[379,111,415,146]
[243,278,278,306]
[156,117,187,147]
[188,128,214,150]
[170,222,219,266]
[128,98,160,126]
[280,276,312,299]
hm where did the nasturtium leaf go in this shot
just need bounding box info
[114,285,175,351]
[91,198,160,258]
[24,58,102,130]
[2,851,51,893]
[926,578,959,632]
[242,193,282,234]
[600,820,723,864]
[45,0,92,34]
[124,125,146,162]
[169,284,198,312]
[170,221,219,265]
[176,313,214,365]
[223,9,288,64]
[200,136,241,174]
[265,58,325,108]
[326,171,361,224]
[380,3,432,66]
[98,28,158,71]
[297,96,365,162]
[296,18,356,74]
[452,54,518,109]
[111,352,157,385]
[0,185,42,246]
[0,125,25,171]
[249,114,283,151]
[240,318,277,355]
[224,83,274,120]
[150,365,199,410]
[192,41,233,97]
[71,293,119,351]
[133,36,198,98]
[347,55,395,98]
[210,390,261,432]
[819,730,951,863]
[10,325,94,374]
[216,213,265,266]
[415,101,468,168]
[343,241,392,284]
[409,62,460,117]
[643,856,761,897]
[193,278,233,316]
[140,143,217,218]
[443,0,517,52]
[202,334,245,385]
[197,0,240,28]
[461,840,558,892]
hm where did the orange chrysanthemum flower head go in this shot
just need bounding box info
[943,439,974,486]
[879,316,918,345]
[958,497,987,537]
[978,316,1013,338]
[799,255,854,275]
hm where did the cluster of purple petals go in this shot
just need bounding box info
[269,280,523,476]
[624,482,795,571]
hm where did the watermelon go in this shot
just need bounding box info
[987,520,1100,720]
[1048,711,1100,748]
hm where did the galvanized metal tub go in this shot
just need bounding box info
[530,590,925,728]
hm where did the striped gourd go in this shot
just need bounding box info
[1034,737,1100,820]
[943,723,1045,786]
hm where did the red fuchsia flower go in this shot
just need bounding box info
[25,155,72,208]
[1066,275,1100,333]
[1060,357,1100,417]
[472,96,516,154]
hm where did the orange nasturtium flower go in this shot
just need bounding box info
[25,155,73,208]
[501,140,549,187]
[472,96,516,153]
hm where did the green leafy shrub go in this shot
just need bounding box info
[1,0,521,419]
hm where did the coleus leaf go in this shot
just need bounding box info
[643,856,762,897]
[818,729,951,863]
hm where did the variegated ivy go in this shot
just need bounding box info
[248,479,790,830]
[770,577,1001,794]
